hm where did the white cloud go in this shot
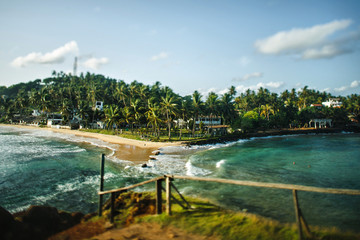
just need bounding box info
[151,52,169,61]
[350,80,360,88]
[254,19,356,60]
[233,72,263,82]
[334,80,360,92]
[235,81,285,93]
[11,41,79,67]
[200,81,285,97]
[198,87,217,97]
[82,57,109,70]
[334,86,347,92]
[301,44,350,59]
[321,88,331,93]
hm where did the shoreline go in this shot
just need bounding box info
[186,127,359,146]
[2,123,358,162]
[0,124,184,163]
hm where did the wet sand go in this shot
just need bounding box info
[0,124,184,163]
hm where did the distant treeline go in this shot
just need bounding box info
[0,71,359,138]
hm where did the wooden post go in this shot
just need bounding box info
[156,179,163,214]
[98,154,105,216]
[170,182,191,209]
[293,189,303,240]
[110,192,115,223]
[166,176,172,215]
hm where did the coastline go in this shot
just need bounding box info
[2,123,358,162]
[186,127,359,146]
[0,124,184,163]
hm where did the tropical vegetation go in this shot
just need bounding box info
[1,71,359,140]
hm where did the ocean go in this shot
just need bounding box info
[0,125,359,231]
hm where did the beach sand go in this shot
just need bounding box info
[1,124,184,163]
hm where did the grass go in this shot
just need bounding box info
[51,191,360,240]
[79,128,211,142]
[109,192,360,240]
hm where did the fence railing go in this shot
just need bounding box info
[97,154,360,240]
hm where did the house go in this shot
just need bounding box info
[32,109,42,116]
[207,125,230,136]
[309,119,332,128]
[47,114,63,127]
[94,101,104,111]
[310,104,323,109]
[195,116,222,126]
[322,98,342,108]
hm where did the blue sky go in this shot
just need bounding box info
[1,0,359,96]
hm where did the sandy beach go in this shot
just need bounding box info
[0,124,184,163]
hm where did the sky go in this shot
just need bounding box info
[1,0,360,97]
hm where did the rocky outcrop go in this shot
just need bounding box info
[0,205,84,240]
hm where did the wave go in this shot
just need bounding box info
[216,159,226,168]
[7,127,118,159]
[185,160,212,176]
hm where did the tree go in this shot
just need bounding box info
[104,105,121,131]
[241,111,259,132]
[121,106,135,133]
[161,93,178,139]
[260,104,275,121]
[191,91,203,136]
[205,92,219,127]
[146,102,162,138]
[178,97,192,140]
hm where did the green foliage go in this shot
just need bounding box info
[0,72,358,135]
[241,111,260,132]
[137,194,358,240]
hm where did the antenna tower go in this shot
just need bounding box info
[73,57,78,76]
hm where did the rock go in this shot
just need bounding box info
[141,163,147,168]
[0,206,15,229]
[149,156,157,160]
[154,150,161,155]
[0,206,17,239]
[71,211,84,224]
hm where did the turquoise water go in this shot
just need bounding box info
[179,134,360,231]
[0,126,359,231]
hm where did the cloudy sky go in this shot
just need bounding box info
[1,0,359,96]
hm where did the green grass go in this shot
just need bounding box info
[79,128,210,142]
[100,192,360,240]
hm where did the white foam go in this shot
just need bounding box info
[185,160,211,176]
[216,159,226,168]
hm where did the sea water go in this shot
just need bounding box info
[0,126,359,232]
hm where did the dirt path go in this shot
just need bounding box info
[90,222,219,240]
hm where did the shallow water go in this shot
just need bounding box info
[0,126,359,231]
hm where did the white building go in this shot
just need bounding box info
[94,101,104,111]
[309,119,332,128]
[32,110,41,116]
[322,98,342,108]
[47,114,63,127]
[195,116,221,126]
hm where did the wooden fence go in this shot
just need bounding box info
[97,154,360,240]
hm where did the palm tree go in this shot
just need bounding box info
[191,91,203,136]
[121,106,135,133]
[130,98,144,134]
[146,102,162,138]
[298,86,310,110]
[115,81,128,106]
[161,93,178,139]
[228,85,237,98]
[260,104,275,121]
[104,105,121,131]
[205,92,219,127]
[220,93,234,125]
[178,97,192,140]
